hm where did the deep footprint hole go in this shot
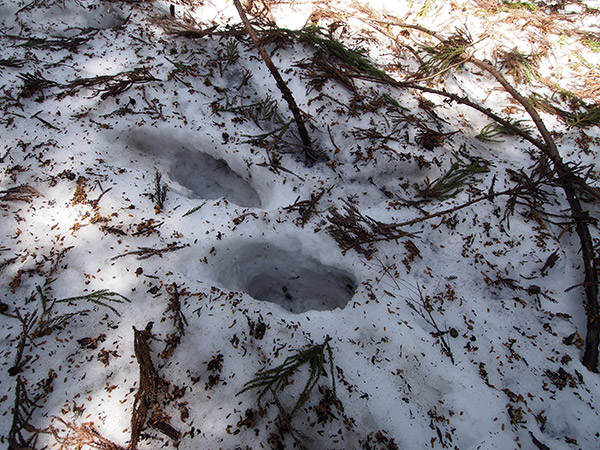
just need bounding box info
[217,243,357,313]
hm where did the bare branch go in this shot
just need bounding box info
[232,0,324,164]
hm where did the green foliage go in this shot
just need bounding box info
[476,123,506,142]
[501,1,538,11]
[216,93,294,143]
[242,120,293,143]
[499,49,539,84]
[419,31,473,77]
[36,285,50,313]
[531,93,600,129]
[182,201,207,217]
[582,38,600,52]
[57,290,131,317]
[238,337,336,417]
[223,40,240,67]
[165,56,197,74]
[417,0,436,18]
[419,157,489,200]
[567,106,600,128]
[476,119,533,142]
[219,94,284,123]
[287,26,390,80]
[383,93,409,111]
[237,68,252,89]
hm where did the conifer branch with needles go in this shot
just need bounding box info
[57,290,130,317]
[237,337,336,417]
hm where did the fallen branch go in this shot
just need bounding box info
[130,324,159,450]
[283,188,329,226]
[50,417,126,450]
[232,0,323,164]
[327,200,417,259]
[466,57,599,372]
[378,25,600,371]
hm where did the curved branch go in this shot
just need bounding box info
[465,58,599,370]
[345,16,600,370]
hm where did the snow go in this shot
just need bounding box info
[1,0,599,449]
[213,240,357,313]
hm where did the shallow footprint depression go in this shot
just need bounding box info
[127,130,261,207]
[168,150,261,207]
[216,243,357,313]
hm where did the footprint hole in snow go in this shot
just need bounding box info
[216,243,357,313]
[167,150,261,207]
[128,132,261,207]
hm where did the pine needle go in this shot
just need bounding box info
[287,26,391,81]
[419,30,474,77]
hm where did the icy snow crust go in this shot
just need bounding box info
[0,0,599,449]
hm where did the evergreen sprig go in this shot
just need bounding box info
[419,31,474,77]
[238,336,336,417]
[419,158,489,200]
[476,119,533,142]
[287,26,390,80]
[57,290,131,317]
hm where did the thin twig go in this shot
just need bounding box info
[111,244,187,261]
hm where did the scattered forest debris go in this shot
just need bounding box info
[327,201,416,259]
[50,417,126,450]
[283,188,329,226]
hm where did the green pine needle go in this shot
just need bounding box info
[183,201,207,217]
[476,119,532,142]
[287,26,391,81]
[419,159,489,200]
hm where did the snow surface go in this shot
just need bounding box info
[1,0,599,449]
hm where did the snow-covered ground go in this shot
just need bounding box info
[1,0,599,448]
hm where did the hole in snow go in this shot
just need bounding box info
[216,243,356,313]
[168,151,261,207]
[51,4,126,31]
[127,131,260,207]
